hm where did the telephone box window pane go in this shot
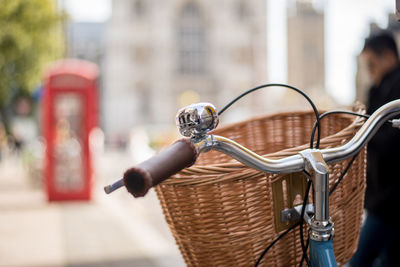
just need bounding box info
[54,94,84,192]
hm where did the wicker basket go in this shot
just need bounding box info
[155,110,366,267]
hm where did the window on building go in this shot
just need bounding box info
[178,2,206,74]
[139,88,150,117]
[133,0,146,17]
[237,0,250,20]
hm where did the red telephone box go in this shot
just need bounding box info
[43,59,98,201]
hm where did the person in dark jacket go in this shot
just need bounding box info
[350,31,400,267]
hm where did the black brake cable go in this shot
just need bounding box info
[299,236,311,266]
[309,110,400,148]
[218,83,323,267]
[298,109,399,266]
[309,110,370,149]
[218,83,321,150]
[298,153,360,266]
[298,110,369,266]
[326,110,400,196]
[329,153,358,195]
[254,171,313,267]
[254,221,301,266]
[226,91,390,266]
[227,84,320,267]
[299,173,312,267]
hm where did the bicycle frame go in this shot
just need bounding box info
[310,239,336,267]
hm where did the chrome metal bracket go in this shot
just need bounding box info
[272,172,309,233]
[281,203,314,224]
[192,134,215,153]
[310,218,335,242]
[300,149,330,176]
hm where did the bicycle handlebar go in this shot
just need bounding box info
[105,99,400,197]
[196,99,400,174]
[105,138,198,197]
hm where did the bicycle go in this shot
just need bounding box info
[104,84,400,267]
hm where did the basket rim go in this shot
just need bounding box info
[213,109,360,134]
[160,108,366,185]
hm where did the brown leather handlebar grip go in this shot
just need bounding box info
[123,138,198,197]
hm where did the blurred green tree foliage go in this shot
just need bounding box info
[0,0,64,133]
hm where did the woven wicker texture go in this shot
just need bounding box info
[155,110,366,267]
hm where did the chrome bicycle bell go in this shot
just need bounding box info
[176,102,219,138]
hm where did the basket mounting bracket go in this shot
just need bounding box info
[272,172,310,233]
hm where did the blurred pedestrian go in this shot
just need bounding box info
[350,31,400,267]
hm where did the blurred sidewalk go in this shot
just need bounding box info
[0,151,185,267]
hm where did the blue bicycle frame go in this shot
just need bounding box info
[310,239,337,267]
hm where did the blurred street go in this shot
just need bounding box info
[0,1,396,266]
[0,151,185,267]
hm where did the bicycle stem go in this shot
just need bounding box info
[301,150,333,242]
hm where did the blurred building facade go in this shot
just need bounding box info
[355,13,400,104]
[103,0,267,143]
[66,22,106,126]
[287,0,325,94]
[67,22,105,66]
